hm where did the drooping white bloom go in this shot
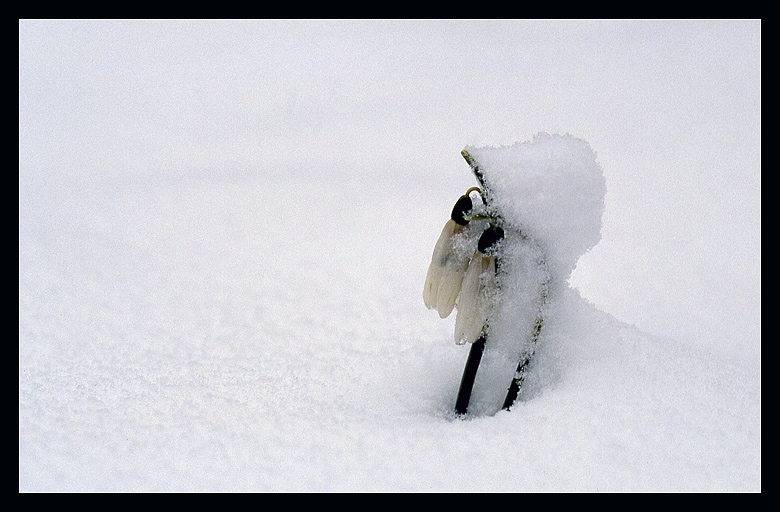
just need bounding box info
[423,218,471,318]
[454,252,496,345]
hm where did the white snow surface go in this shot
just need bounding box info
[19,20,760,492]
[465,133,606,281]
[18,173,760,492]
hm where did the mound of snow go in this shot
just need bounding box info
[465,133,606,282]
[446,134,606,415]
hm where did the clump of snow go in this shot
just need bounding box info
[465,133,606,283]
[454,134,605,416]
[466,232,548,416]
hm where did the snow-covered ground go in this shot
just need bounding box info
[20,20,760,492]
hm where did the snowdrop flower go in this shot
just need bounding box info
[423,187,483,318]
[454,225,504,345]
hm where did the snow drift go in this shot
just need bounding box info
[19,159,760,491]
